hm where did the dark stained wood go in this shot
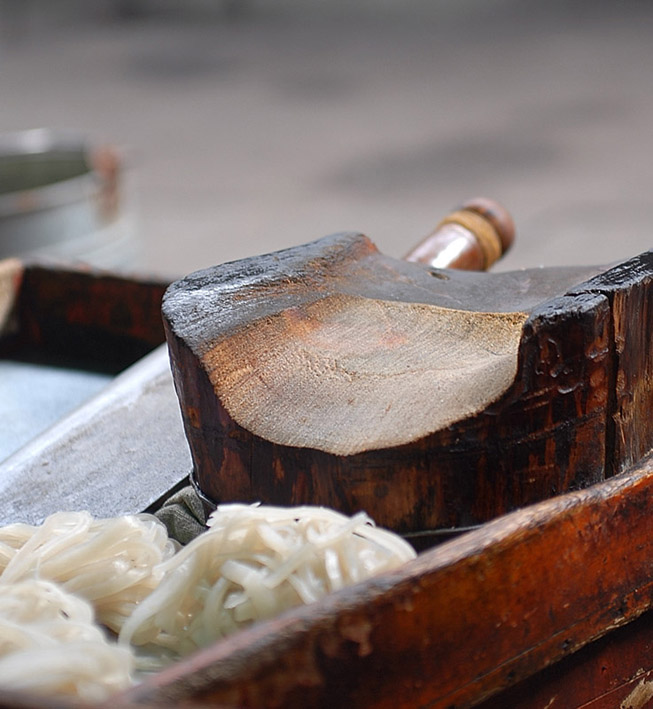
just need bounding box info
[477,609,653,709]
[568,250,653,478]
[120,453,653,709]
[2,262,169,371]
[1,252,653,708]
[162,231,629,535]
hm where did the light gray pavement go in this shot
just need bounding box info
[2,1,653,278]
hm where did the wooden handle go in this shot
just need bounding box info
[404,197,515,271]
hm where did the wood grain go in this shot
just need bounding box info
[477,609,653,709]
[568,250,653,477]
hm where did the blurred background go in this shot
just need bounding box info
[1,0,653,278]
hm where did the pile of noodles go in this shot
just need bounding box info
[0,511,177,633]
[0,504,416,696]
[119,503,416,660]
[0,579,133,701]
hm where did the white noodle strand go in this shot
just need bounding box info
[0,511,177,633]
[0,579,134,702]
[118,503,415,660]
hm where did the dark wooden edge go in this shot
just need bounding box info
[477,608,653,709]
[568,249,653,477]
[119,453,653,708]
[0,260,170,371]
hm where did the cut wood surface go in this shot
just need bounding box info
[203,294,527,454]
[119,453,653,709]
[1,253,652,708]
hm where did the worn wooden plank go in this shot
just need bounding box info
[569,250,653,477]
[5,262,168,371]
[477,609,653,709]
[120,453,653,708]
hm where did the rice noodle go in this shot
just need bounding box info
[0,579,134,702]
[0,504,416,687]
[0,511,177,633]
[119,503,416,660]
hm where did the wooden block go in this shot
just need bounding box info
[161,231,631,535]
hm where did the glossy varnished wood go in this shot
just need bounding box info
[404,197,515,270]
